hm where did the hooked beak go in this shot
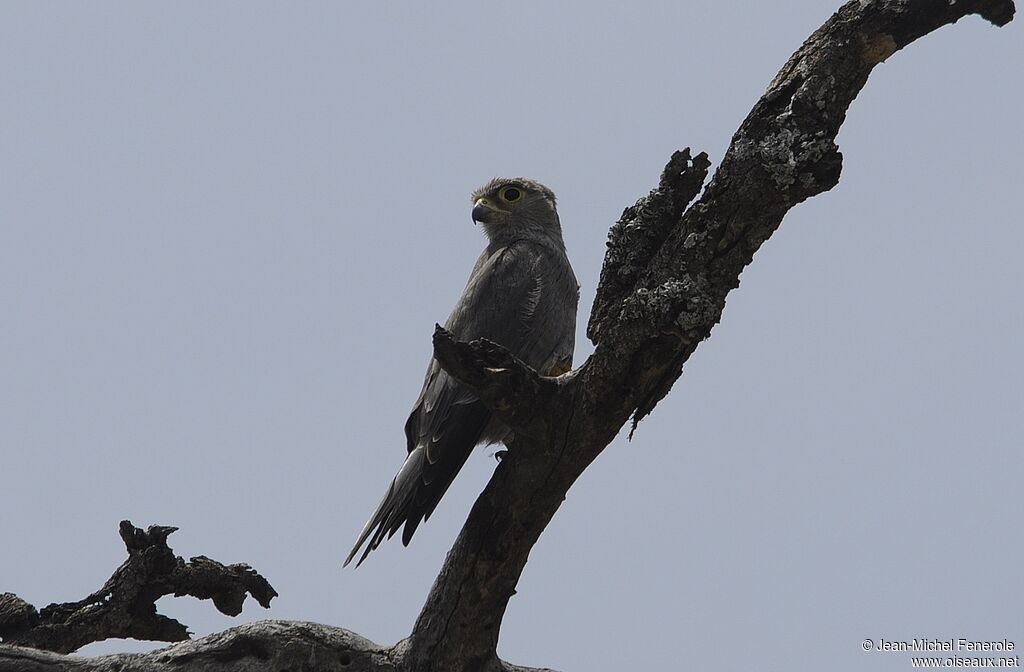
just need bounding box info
[472,197,496,224]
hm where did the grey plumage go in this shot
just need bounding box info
[345,178,578,567]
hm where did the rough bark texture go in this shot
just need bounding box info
[0,621,393,672]
[0,1,1014,671]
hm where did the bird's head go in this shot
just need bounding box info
[470,177,561,244]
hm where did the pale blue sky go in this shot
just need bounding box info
[1,3,1021,671]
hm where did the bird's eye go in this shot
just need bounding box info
[500,186,522,202]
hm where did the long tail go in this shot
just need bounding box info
[344,447,427,567]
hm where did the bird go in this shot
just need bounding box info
[345,177,579,567]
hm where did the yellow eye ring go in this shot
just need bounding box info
[499,186,523,202]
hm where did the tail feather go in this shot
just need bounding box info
[344,448,426,567]
[345,401,491,567]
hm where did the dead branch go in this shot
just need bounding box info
[0,521,275,655]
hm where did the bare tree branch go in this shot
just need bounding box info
[588,148,712,345]
[0,522,276,654]
[1,1,1014,671]
[0,621,394,672]
[0,621,558,672]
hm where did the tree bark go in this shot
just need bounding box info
[1,1,1014,671]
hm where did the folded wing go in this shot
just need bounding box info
[345,240,577,566]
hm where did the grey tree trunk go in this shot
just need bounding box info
[1,1,1015,670]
